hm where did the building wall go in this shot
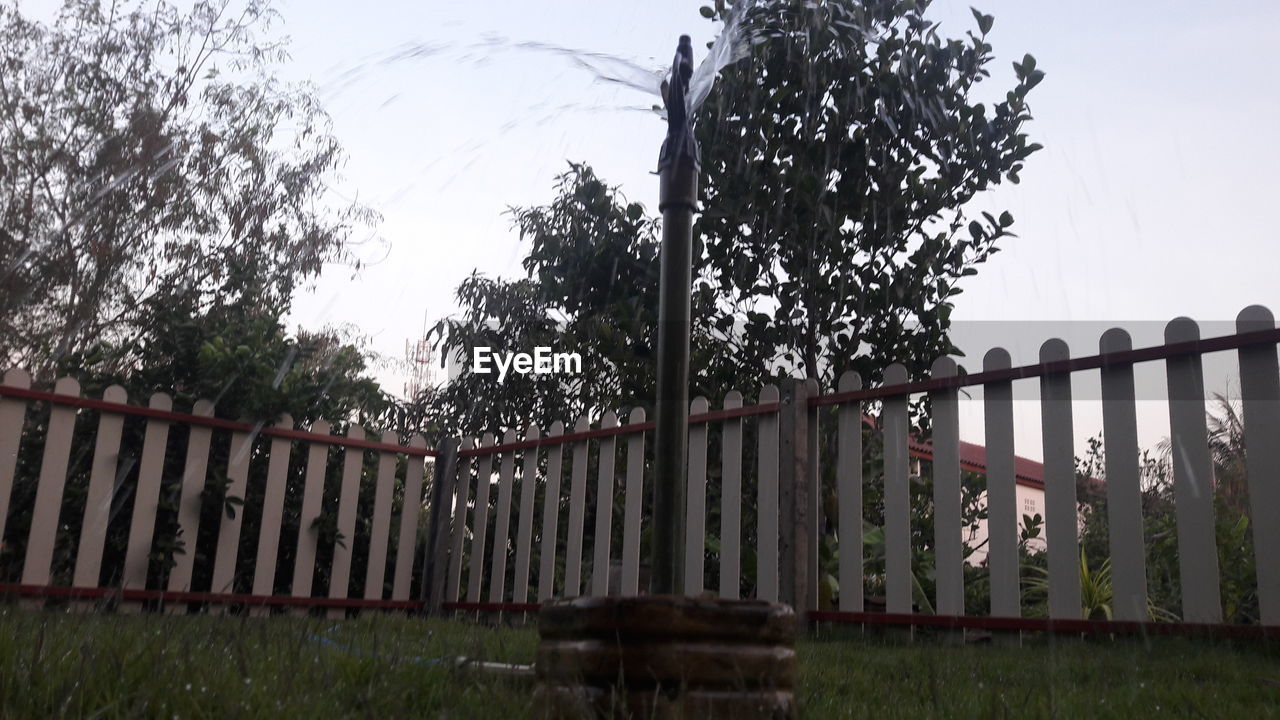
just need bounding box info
[966,483,1047,565]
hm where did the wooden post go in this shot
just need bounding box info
[421,437,458,614]
[778,378,818,616]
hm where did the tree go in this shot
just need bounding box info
[0,0,376,378]
[1,289,400,594]
[426,0,1042,437]
[695,0,1042,388]
[0,0,410,600]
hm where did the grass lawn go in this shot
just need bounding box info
[1,606,1278,718]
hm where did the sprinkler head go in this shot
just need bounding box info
[658,34,701,172]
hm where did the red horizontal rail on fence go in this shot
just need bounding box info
[441,601,541,613]
[457,402,782,457]
[807,610,1280,641]
[432,602,1280,641]
[811,327,1280,407]
[0,385,436,457]
[0,583,426,610]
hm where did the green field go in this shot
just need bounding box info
[1,607,1277,718]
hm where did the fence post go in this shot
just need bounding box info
[778,378,818,616]
[421,437,459,615]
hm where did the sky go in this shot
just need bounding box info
[18,0,1280,459]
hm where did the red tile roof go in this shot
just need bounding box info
[861,414,1046,489]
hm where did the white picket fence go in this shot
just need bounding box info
[1,306,1278,635]
[0,376,434,612]
[435,388,785,612]
[440,306,1280,633]
[810,306,1280,629]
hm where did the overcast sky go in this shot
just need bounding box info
[19,0,1280,458]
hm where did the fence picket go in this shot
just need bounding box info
[621,408,646,596]
[565,417,591,597]
[74,385,129,593]
[685,397,710,595]
[1238,305,1280,624]
[883,364,912,615]
[363,431,399,601]
[392,434,428,601]
[514,425,540,603]
[326,427,366,617]
[591,412,619,596]
[122,392,174,606]
[836,372,862,612]
[22,376,80,593]
[1099,329,1148,622]
[0,369,32,549]
[446,437,475,604]
[719,391,744,600]
[211,426,253,603]
[488,429,518,603]
[757,384,780,602]
[467,433,496,603]
[1040,339,1082,620]
[290,419,331,605]
[538,422,566,601]
[1164,318,1223,623]
[982,349,1019,619]
[248,415,294,613]
[931,358,963,616]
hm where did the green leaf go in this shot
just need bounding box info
[699,6,715,18]
[971,7,994,35]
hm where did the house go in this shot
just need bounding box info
[905,437,1049,559]
[858,413,1052,557]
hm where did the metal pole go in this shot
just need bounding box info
[651,35,699,595]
